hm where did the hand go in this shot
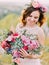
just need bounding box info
[19,48,29,58]
[12,58,20,65]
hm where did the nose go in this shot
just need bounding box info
[31,17,34,21]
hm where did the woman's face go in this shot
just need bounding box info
[25,10,40,26]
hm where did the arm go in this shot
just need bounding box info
[28,28,45,59]
[25,51,43,59]
[30,28,45,59]
[19,48,43,59]
[19,28,45,59]
[37,28,45,46]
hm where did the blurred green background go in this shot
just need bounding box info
[0,2,49,65]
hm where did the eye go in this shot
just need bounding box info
[29,15,33,17]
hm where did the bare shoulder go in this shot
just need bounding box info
[37,26,45,35]
[37,26,45,45]
[16,23,24,33]
[16,23,23,28]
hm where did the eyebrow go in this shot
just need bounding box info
[30,15,39,18]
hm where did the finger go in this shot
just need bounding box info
[20,54,24,58]
[20,49,24,53]
[21,48,27,53]
[18,51,23,55]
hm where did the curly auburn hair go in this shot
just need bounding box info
[21,6,46,26]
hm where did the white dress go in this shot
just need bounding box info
[16,24,42,65]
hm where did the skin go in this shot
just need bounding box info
[25,10,40,27]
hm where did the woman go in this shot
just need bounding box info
[12,1,47,65]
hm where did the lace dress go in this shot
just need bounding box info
[16,24,42,65]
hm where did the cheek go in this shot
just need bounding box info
[35,18,39,23]
[26,17,31,22]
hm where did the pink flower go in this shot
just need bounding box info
[6,36,13,41]
[12,50,20,58]
[21,35,30,46]
[32,1,41,8]
[40,6,47,13]
[1,40,11,49]
[13,33,20,39]
[23,46,28,51]
[32,1,47,13]
[5,35,15,42]
[12,38,15,42]
[13,33,19,36]
[29,40,39,50]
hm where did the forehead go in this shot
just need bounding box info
[30,10,40,17]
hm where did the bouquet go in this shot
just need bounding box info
[1,31,42,58]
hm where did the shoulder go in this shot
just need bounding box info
[16,23,23,30]
[16,23,25,34]
[41,22,49,33]
[16,23,23,28]
[37,26,45,38]
[37,26,45,34]
[37,26,45,45]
